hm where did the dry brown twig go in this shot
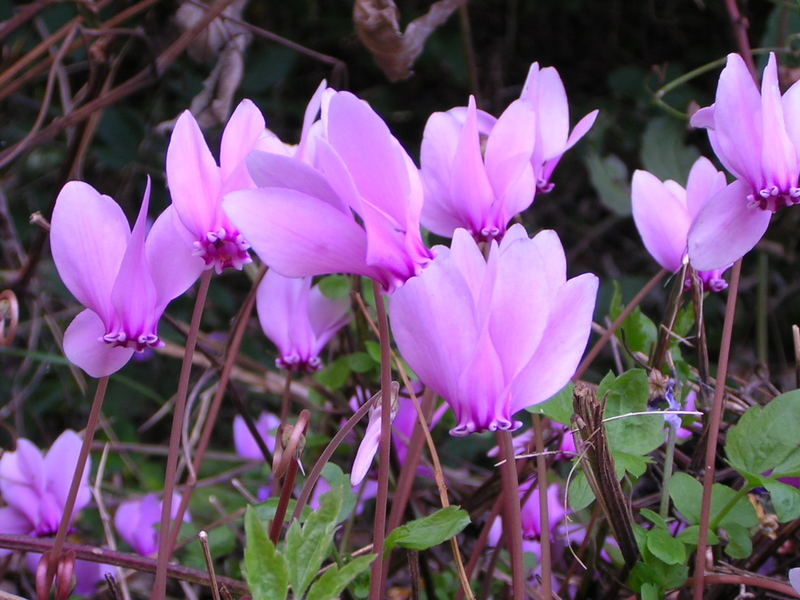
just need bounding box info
[353,0,466,81]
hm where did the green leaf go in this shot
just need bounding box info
[284,480,343,598]
[640,508,668,530]
[364,340,381,363]
[601,369,665,456]
[646,528,686,565]
[640,582,660,600]
[763,479,800,522]
[725,390,800,477]
[321,462,358,524]
[568,468,595,512]
[529,382,573,425]
[607,283,658,356]
[668,473,757,530]
[613,451,651,479]
[244,506,288,600]
[318,275,350,299]
[252,498,313,523]
[383,506,470,553]
[677,525,719,546]
[347,352,375,374]
[586,152,631,216]
[724,523,752,559]
[184,526,236,572]
[640,115,700,183]
[314,357,350,390]
[305,555,376,600]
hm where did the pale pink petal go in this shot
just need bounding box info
[0,439,45,526]
[789,567,800,593]
[522,228,567,294]
[166,110,222,237]
[50,181,130,326]
[631,170,691,272]
[782,80,800,155]
[455,331,511,433]
[688,180,771,271]
[450,97,495,233]
[296,79,327,160]
[484,99,537,219]
[256,271,314,361]
[146,205,204,311]
[761,53,798,192]
[712,53,763,185]
[307,284,351,351]
[563,110,599,152]
[690,105,715,129]
[510,273,598,414]
[535,66,570,160]
[325,91,413,225]
[351,406,383,486]
[685,157,727,219]
[233,413,278,459]
[246,150,348,212]
[110,178,159,342]
[443,228,486,301]
[220,99,266,186]
[224,188,378,280]
[63,310,134,378]
[44,430,89,513]
[0,506,33,536]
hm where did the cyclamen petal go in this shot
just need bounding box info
[390,227,597,436]
[115,492,189,556]
[234,413,280,459]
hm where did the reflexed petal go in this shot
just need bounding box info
[233,413,278,459]
[450,97,494,231]
[307,284,350,350]
[256,271,314,360]
[510,273,598,414]
[685,157,727,219]
[535,66,570,159]
[246,151,348,213]
[224,188,378,280]
[389,259,479,406]
[760,53,798,191]
[63,310,134,377]
[789,567,800,593]
[782,80,800,154]
[146,205,204,310]
[44,430,89,512]
[110,179,159,340]
[688,181,771,270]
[522,228,567,293]
[455,331,510,433]
[690,105,715,129]
[50,181,130,325]
[563,110,599,152]
[445,228,486,301]
[712,53,763,184]
[220,99,266,185]
[325,91,413,224]
[0,439,45,526]
[351,406,382,485]
[0,506,32,536]
[166,110,222,237]
[631,170,691,272]
[296,79,327,160]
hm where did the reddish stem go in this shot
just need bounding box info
[533,415,552,598]
[152,270,212,600]
[499,431,525,600]
[693,259,742,600]
[724,0,756,78]
[368,280,393,600]
[46,375,109,592]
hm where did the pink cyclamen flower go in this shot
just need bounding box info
[233,412,280,458]
[420,96,537,242]
[224,89,433,292]
[632,156,730,291]
[114,492,189,556]
[389,224,598,435]
[488,482,566,554]
[0,430,89,539]
[166,99,269,273]
[688,53,800,270]
[256,270,350,372]
[51,179,203,377]
[790,568,800,594]
[520,62,598,193]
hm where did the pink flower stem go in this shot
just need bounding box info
[45,375,109,592]
[498,430,525,600]
[533,414,552,598]
[574,269,667,381]
[151,269,212,600]
[162,266,266,559]
[368,280,393,600]
[279,369,293,424]
[693,258,742,600]
[291,393,377,521]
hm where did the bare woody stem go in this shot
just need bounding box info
[574,269,667,381]
[368,280,393,600]
[46,375,109,592]
[163,266,266,562]
[533,415,552,598]
[152,269,212,600]
[692,258,742,600]
[498,430,525,600]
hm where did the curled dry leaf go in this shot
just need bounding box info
[354,0,465,82]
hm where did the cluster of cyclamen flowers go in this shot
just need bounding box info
[51,60,601,437]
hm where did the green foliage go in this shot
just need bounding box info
[383,506,470,553]
[608,282,658,356]
[305,555,376,600]
[585,152,631,216]
[639,115,699,183]
[567,469,594,513]
[244,507,289,600]
[598,369,664,456]
[318,275,351,299]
